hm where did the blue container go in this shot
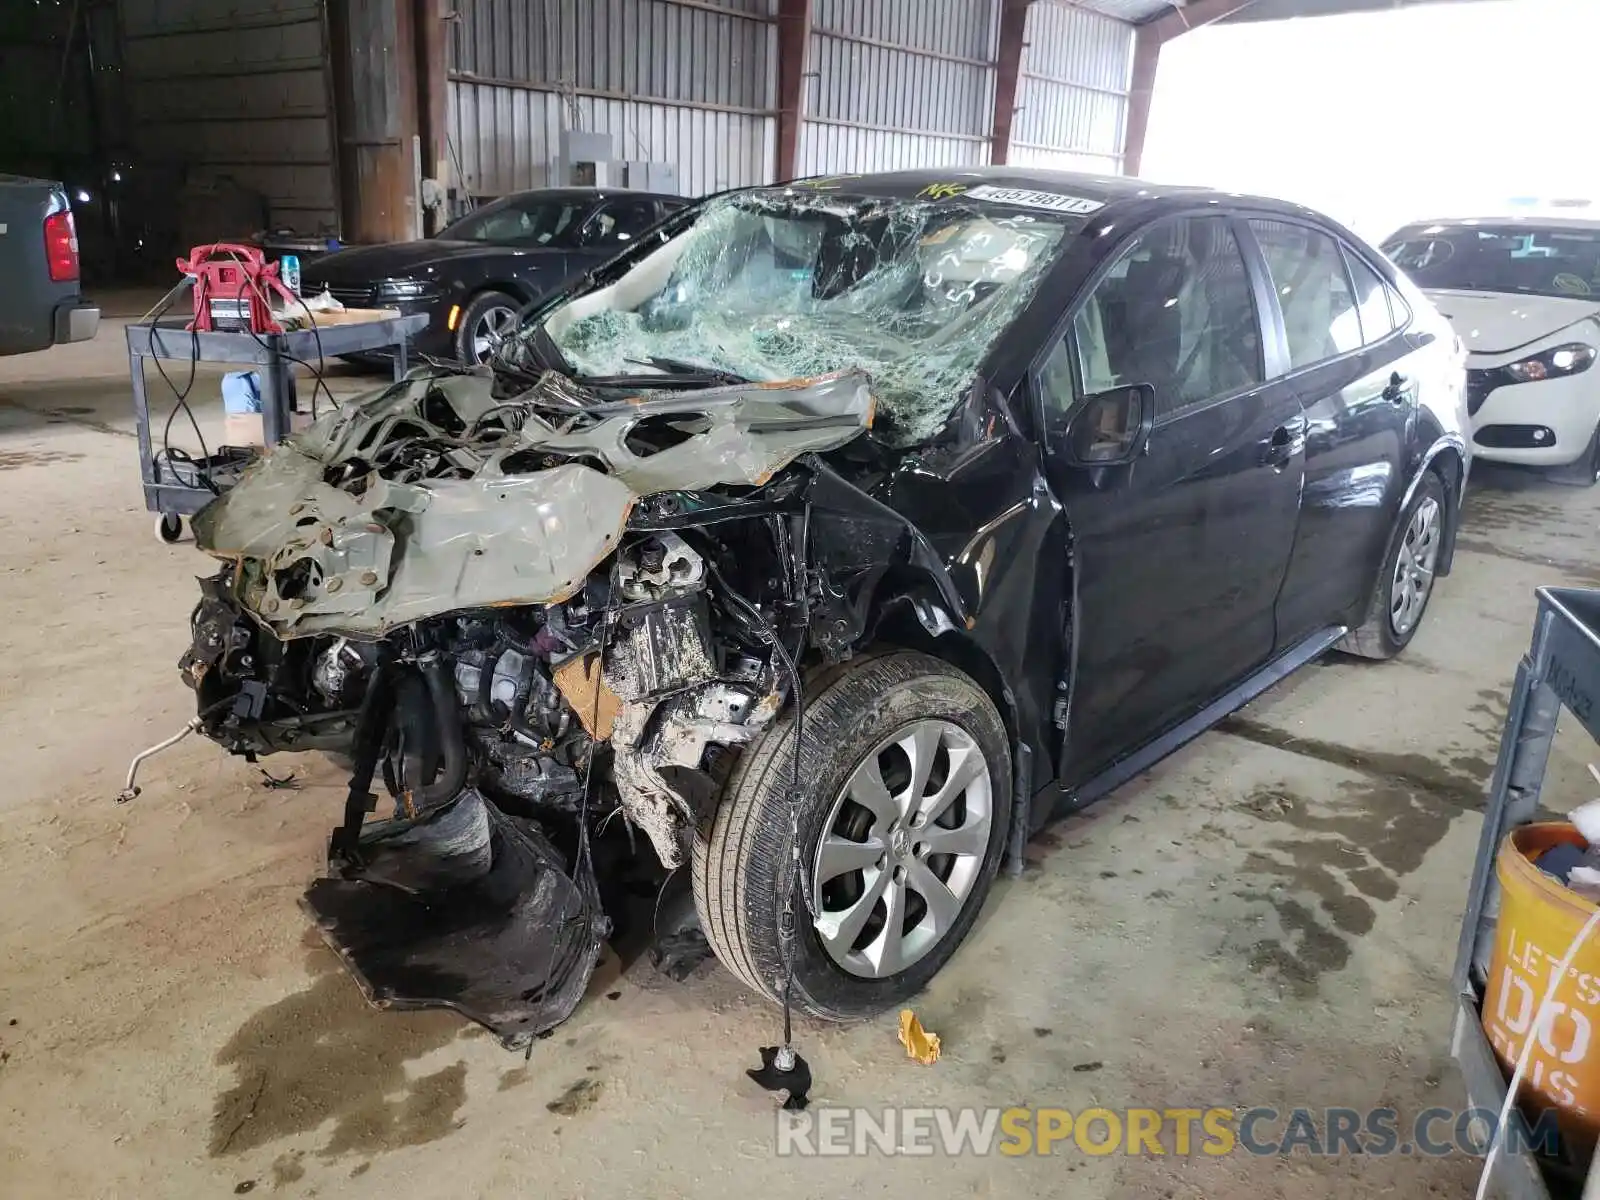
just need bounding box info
[222,371,262,414]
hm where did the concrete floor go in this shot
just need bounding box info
[1,316,1597,1199]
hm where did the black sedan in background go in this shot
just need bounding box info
[303,187,686,364]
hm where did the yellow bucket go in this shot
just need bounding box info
[1483,823,1600,1154]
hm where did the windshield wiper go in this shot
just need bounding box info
[576,357,751,390]
[628,356,751,385]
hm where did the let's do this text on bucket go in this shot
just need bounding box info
[773,1106,1560,1158]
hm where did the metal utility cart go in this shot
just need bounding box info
[128,298,427,542]
[1453,586,1600,1200]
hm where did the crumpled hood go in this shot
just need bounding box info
[191,368,874,638]
[1422,288,1600,355]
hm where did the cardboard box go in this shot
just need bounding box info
[223,408,313,448]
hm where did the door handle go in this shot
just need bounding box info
[1382,372,1410,404]
[1261,416,1306,469]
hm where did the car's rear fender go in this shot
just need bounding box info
[1401,435,1469,577]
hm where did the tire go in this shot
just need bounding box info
[1338,470,1447,660]
[453,290,520,364]
[1549,422,1600,487]
[155,513,184,544]
[692,650,1011,1021]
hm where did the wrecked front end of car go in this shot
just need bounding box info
[174,366,874,1043]
[155,181,1079,1046]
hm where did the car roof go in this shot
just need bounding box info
[770,166,1323,220]
[1391,213,1600,233]
[496,186,685,205]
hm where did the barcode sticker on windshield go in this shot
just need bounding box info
[965,185,1104,215]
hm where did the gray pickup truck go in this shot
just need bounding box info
[0,175,99,355]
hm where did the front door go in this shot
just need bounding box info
[1036,215,1306,783]
[1245,219,1417,643]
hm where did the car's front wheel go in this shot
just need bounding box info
[453,290,521,365]
[1339,470,1447,659]
[692,650,1011,1021]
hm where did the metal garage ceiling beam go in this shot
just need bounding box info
[1123,0,1262,176]
[1120,0,1490,173]
[1216,0,1481,21]
[1141,0,1264,36]
[1121,0,1480,22]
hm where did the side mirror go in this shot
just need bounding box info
[1062,384,1155,466]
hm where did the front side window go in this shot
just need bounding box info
[1073,216,1262,419]
[538,192,1080,446]
[439,198,587,247]
[1249,220,1362,369]
[1382,221,1600,301]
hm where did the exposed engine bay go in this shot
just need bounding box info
[173,365,889,1044]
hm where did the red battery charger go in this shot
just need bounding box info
[178,244,299,334]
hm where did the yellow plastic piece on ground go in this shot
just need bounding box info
[898,1009,941,1065]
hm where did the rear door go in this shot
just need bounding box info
[1246,218,1420,642]
[1038,214,1306,782]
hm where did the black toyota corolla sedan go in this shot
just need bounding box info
[302,186,686,364]
[166,168,1468,1043]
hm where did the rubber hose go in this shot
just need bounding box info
[474,639,507,724]
[415,657,468,811]
[506,653,546,747]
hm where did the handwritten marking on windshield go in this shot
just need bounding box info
[793,176,856,192]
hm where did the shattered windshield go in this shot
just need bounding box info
[536,191,1077,445]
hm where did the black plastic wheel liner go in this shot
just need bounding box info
[302,789,608,1048]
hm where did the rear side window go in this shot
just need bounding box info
[1073,216,1262,419]
[1249,220,1361,369]
[1342,247,1397,345]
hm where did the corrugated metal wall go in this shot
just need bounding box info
[1009,0,1133,175]
[448,0,776,199]
[111,0,1134,241]
[797,0,997,176]
[119,0,339,232]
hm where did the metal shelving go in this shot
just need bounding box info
[127,306,427,531]
[1453,587,1600,1199]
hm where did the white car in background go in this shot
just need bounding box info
[1383,215,1600,484]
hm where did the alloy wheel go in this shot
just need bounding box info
[811,719,993,979]
[470,305,518,362]
[1390,496,1442,636]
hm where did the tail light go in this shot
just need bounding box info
[44,209,79,282]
